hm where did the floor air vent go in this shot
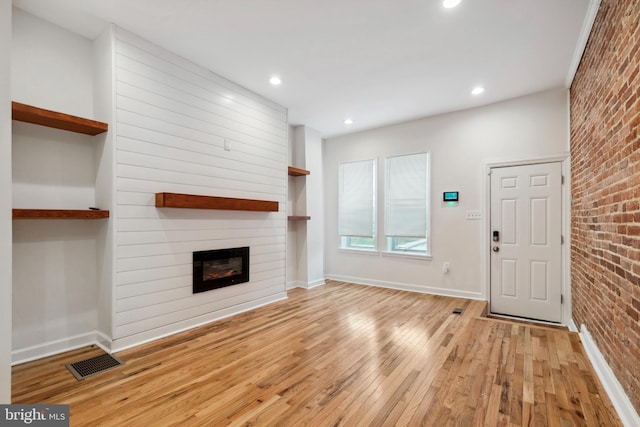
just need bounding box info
[66,353,124,380]
[452,308,464,315]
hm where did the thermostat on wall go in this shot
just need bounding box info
[443,191,459,202]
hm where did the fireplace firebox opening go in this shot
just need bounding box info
[193,247,249,293]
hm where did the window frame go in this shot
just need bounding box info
[383,152,431,257]
[338,158,378,252]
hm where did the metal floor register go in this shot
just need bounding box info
[66,353,124,380]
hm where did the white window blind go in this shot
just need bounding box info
[385,153,428,237]
[339,159,376,237]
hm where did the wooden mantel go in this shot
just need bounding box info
[12,101,108,136]
[155,193,279,212]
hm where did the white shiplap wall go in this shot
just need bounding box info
[112,29,288,350]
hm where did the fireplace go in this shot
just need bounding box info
[193,247,249,293]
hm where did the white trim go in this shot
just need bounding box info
[288,279,326,289]
[565,0,601,87]
[337,248,434,261]
[579,324,640,427]
[337,248,379,256]
[484,153,569,169]
[306,278,326,289]
[111,292,287,353]
[286,281,303,290]
[561,155,573,325]
[568,318,579,333]
[484,154,571,323]
[95,331,113,353]
[12,332,101,366]
[325,274,483,300]
[381,251,433,261]
[287,279,326,289]
[11,292,288,364]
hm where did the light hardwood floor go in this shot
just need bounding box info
[12,281,621,426]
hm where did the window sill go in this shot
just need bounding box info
[337,248,380,256]
[381,251,432,261]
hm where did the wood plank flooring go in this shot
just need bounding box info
[12,281,621,426]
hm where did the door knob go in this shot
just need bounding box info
[492,246,500,252]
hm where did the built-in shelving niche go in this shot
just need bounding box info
[11,101,110,220]
[288,166,310,221]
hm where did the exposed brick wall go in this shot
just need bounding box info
[570,0,640,413]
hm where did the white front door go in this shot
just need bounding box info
[490,162,562,323]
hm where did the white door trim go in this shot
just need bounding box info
[483,153,571,326]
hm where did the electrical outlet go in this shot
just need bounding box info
[466,210,482,220]
[443,262,450,274]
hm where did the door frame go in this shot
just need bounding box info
[483,154,572,327]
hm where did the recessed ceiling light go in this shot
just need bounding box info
[269,76,282,86]
[471,86,485,95]
[344,118,353,125]
[443,0,461,8]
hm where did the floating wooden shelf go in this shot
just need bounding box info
[12,101,109,136]
[12,209,110,219]
[288,166,310,177]
[288,216,311,221]
[156,193,279,212]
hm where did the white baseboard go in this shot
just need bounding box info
[568,318,579,333]
[286,280,305,289]
[579,324,640,427]
[325,274,484,300]
[95,331,113,353]
[11,293,287,364]
[306,278,326,289]
[12,331,105,366]
[287,279,326,290]
[111,292,287,353]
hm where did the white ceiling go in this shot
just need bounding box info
[13,0,595,138]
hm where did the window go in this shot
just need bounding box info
[385,153,429,255]
[339,159,376,250]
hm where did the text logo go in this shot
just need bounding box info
[0,405,69,426]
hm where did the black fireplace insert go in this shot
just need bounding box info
[193,247,249,293]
